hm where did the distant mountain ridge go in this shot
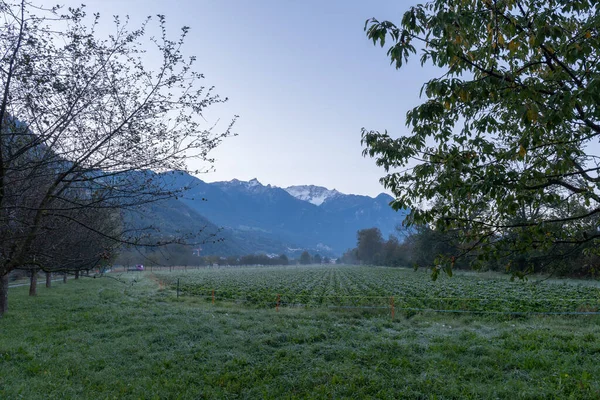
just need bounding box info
[150,172,408,256]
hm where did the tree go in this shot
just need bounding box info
[299,251,311,265]
[356,228,384,265]
[313,253,322,264]
[226,256,239,266]
[381,235,404,267]
[363,0,600,275]
[338,248,358,264]
[403,225,466,273]
[24,200,120,295]
[0,2,234,315]
[278,254,289,265]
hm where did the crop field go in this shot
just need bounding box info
[2,269,600,398]
[155,265,600,315]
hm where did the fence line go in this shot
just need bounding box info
[172,289,600,302]
[174,289,600,303]
[167,287,600,317]
[171,287,600,303]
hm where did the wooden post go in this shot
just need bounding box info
[390,296,395,320]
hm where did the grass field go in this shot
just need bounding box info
[1,266,600,399]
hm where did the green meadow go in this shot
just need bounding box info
[1,266,600,399]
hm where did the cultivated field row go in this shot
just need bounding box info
[153,265,600,314]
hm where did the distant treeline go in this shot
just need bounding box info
[116,245,332,268]
[339,227,600,278]
[117,225,600,278]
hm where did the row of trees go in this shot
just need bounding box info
[299,251,331,265]
[341,225,600,279]
[339,228,406,267]
[118,247,291,268]
[0,1,233,315]
[117,245,337,268]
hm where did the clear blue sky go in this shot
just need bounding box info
[59,0,438,196]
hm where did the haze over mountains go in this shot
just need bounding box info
[137,172,408,257]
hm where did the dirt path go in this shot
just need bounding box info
[147,272,166,290]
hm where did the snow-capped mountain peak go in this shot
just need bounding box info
[284,185,342,206]
[247,178,261,187]
[217,178,263,190]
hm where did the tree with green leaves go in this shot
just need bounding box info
[381,235,404,267]
[356,228,384,265]
[278,254,289,265]
[299,251,311,265]
[338,248,358,265]
[363,0,600,278]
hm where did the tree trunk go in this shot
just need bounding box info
[45,272,51,288]
[74,270,79,280]
[29,269,38,296]
[63,272,67,283]
[0,274,8,316]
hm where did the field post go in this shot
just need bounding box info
[390,296,395,320]
[177,278,180,299]
[276,294,280,312]
[212,289,215,304]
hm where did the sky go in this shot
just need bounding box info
[57,0,439,197]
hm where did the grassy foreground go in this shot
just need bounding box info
[1,273,600,399]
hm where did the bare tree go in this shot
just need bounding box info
[23,199,121,295]
[0,1,236,314]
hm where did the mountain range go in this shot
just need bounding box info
[132,171,408,257]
